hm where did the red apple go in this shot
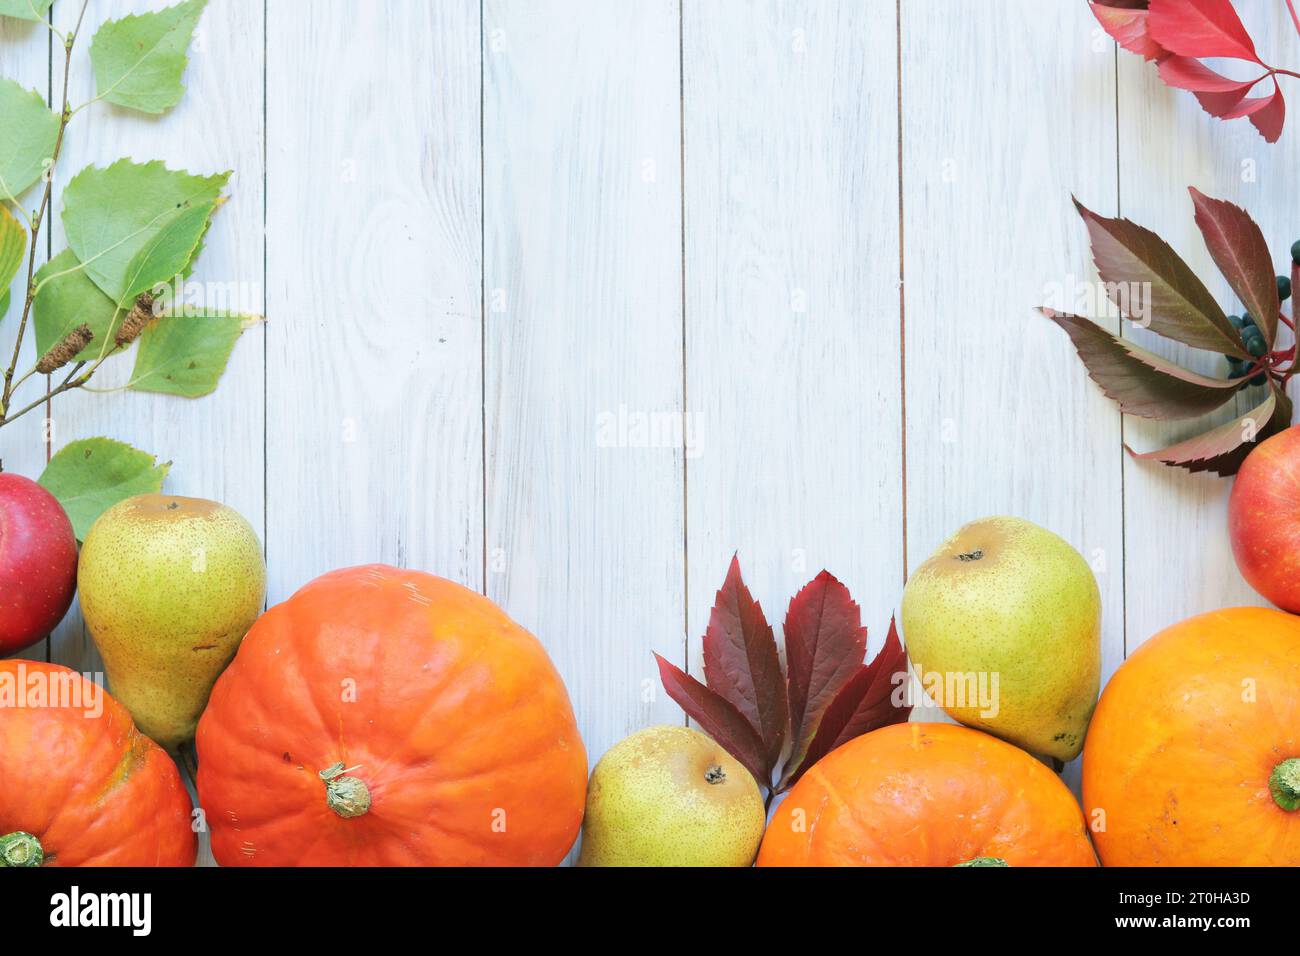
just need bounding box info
[1229,425,1300,612]
[0,473,78,655]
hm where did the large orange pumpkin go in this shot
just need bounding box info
[757,723,1097,866]
[1083,606,1300,866]
[0,660,196,867]
[196,565,588,866]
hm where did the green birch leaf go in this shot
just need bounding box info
[61,159,228,303]
[90,0,208,115]
[33,248,119,360]
[117,199,216,307]
[0,0,54,23]
[0,78,59,202]
[0,202,25,296]
[0,290,10,322]
[38,438,170,539]
[130,312,253,397]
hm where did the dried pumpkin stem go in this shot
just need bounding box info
[0,831,44,867]
[319,762,372,819]
[1270,758,1300,811]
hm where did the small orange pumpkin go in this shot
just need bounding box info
[0,660,196,867]
[196,565,587,866]
[757,722,1097,866]
[1083,606,1300,866]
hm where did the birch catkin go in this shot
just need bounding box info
[35,324,94,374]
[115,292,157,348]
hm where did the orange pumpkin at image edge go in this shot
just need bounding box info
[1083,606,1300,866]
[757,722,1097,866]
[0,660,196,867]
[196,565,588,866]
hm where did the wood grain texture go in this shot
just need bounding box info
[682,0,903,697]
[900,0,1124,784]
[482,0,686,777]
[1117,3,1299,652]
[0,7,51,661]
[265,0,482,601]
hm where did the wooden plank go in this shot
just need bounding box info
[0,5,52,662]
[265,0,482,605]
[483,0,685,778]
[682,0,903,703]
[900,0,1123,782]
[1117,4,1300,652]
[37,0,265,689]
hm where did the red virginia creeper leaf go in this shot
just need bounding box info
[1157,55,1259,93]
[1127,384,1291,475]
[700,556,787,772]
[1074,197,1248,357]
[783,619,911,788]
[1090,2,1167,61]
[653,653,769,785]
[1041,308,1246,419]
[782,570,868,773]
[1189,187,1281,347]
[1147,0,1260,62]
[1194,82,1259,119]
[1246,79,1285,143]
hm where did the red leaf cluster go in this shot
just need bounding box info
[1042,188,1295,475]
[1092,0,1289,142]
[655,557,911,795]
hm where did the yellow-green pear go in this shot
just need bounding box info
[901,516,1101,761]
[578,725,765,867]
[79,494,265,750]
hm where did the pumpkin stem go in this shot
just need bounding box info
[1270,758,1300,811]
[0,832,44,867]
[954,857,1009,867]
[319,762,372,819]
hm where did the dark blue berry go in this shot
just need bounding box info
[1292,239,1300,264]
[1242,312,1256,328]
[1280,275,1292,301]
[1227,356,1248,377]
[1251,372,1267,386]
[1229,314,1245,329]
[1246,333,1268,358]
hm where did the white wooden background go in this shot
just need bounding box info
[3,0,1296,864]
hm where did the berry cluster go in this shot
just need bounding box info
[1222,241,1300,386]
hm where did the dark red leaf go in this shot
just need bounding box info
[1147,0,1259,62]
[1074,197,1247,357]
[700,556,787,772]
[1189,187,1281,347]
[653,653,769,786]
[782,570,868,773]
[1127,384,1291,475]
[1246,79,1286,143]
[782,619,911,788]
[1041,308,1245,419]
[1090,2,1167,61]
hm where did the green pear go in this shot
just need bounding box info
[78,494,265,750]
[578,725,765,867]
[901,516,1100,761]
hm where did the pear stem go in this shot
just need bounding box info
[0,832,44,867]
[1270,758,1300,811]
